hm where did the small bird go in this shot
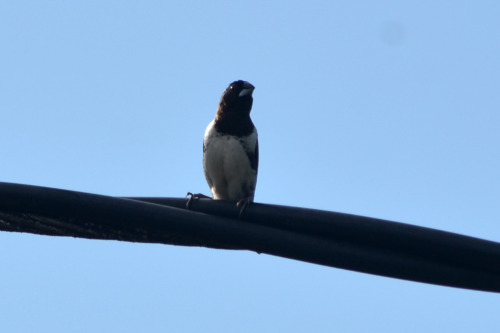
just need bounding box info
[202,80,258,207]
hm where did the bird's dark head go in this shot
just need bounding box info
[216,80,255,120]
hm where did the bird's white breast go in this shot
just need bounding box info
[203,120,258,201]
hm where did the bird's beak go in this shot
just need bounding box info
[239,82,255,97]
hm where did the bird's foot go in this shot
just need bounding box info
[185,192,212,209]
[236,197,252,219]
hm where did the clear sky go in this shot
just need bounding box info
[1,1,500,332]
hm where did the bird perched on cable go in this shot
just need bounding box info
[202,80,258,208]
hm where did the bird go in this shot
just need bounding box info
[202,80,258,208]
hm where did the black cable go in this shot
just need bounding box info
[1,182,500,293]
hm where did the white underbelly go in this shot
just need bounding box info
[204,135,257,201]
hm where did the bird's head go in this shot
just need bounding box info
[216,80,255,119]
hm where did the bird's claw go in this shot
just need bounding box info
[185,192,196,209]
[236,197,252,219]
[185,192,212,209]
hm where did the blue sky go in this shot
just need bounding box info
[1,1,500,332]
